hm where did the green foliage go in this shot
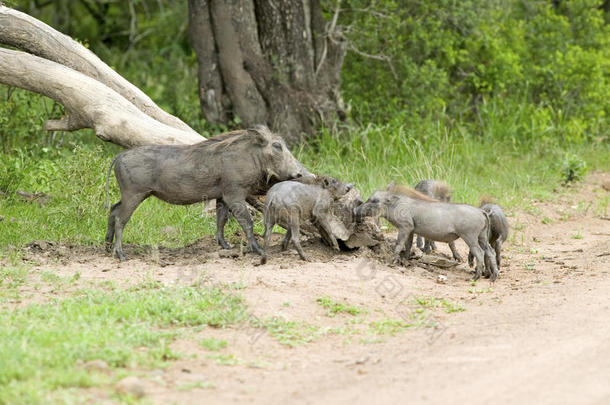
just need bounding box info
[561,154,589,183]
[340,0,609,144]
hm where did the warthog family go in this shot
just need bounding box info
[354,187,499,281]
[103,126,508,282]
[105,125,311,261]
[263,176,353,261]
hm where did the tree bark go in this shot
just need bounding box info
[188,0,347,145]
[0,5,203,147]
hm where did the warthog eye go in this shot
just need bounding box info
[272,142,282,151]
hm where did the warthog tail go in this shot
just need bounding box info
[482,209,493,240]
[104,156,119,210]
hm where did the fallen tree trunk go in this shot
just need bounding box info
[0,5,197,135]
[0,5,202,147]
[0,48,203,147]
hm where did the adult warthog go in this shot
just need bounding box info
[105,125,312,261]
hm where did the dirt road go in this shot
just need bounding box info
[14,173,610,404]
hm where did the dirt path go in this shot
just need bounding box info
[9,173,610,404]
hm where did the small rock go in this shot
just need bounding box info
[280,263,289,269]
[149,369,165,377]
[83,359,109,372]
[218,249,240,258]
[436,274,448,284]
[420,255,458,268]
[115,376,145,398]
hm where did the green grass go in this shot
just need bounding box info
[412,296,466,314]
[177,381,216,391]
[368,319,414,336]
[316,296,366,317]
[0,266,29,303]
[199,337,227,351]
[250,316,321,347]
[207,353,242,366]
[0,284,246,404]
[296,123,610,209]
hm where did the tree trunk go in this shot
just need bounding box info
[188,0,347,145]
[0,5,203,147]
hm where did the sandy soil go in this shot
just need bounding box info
[6,172,610,404]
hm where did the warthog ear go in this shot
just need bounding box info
[248,125,271,146]
[388,194,400,204]
[386,181,395,191]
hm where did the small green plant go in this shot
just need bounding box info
[524,262,536,271]
[541,217,554,225]
[595,195,609,217]
[250,317,320,347]
[207,353,242,366]
[561,154,588,184]
[468,287,494,294]
[413,296,465,314]
[200,337,227,351]
[178,381,216,390]
[368,319,413,336]
[316,296,365,317]
[571,229,583,239]
[359,336,386,344]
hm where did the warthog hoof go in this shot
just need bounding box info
[114,249,126,262]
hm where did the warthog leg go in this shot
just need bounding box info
[289,223,307,261]
[215,198,232,249]
[112,192,149,261]
[281,229,292,251]
[393,228,414,264]
[262,213,274,250]
[479,232,498,281]
[105,201,121,252]
[448,241,462,261]
[493,239,503,268]
[462,233,486,281]
[226,197,264,257]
